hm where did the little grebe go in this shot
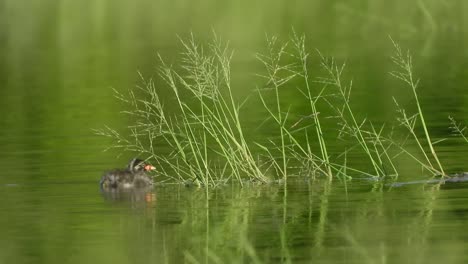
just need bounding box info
[100,158,155,190]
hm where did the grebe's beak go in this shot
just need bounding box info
[144,164,156,171]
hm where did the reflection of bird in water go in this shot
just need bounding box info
[100,158,156,190]
[100,186,156,204]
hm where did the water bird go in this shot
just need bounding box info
[100,158,155,190]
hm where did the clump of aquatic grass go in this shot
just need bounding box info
[316,53,394,178]
[317,39,447,178]
[255,36,322,181]
[314,39,448,179]
[255,36,293,180]
[255,33,449,181]
[291,33,333,178]
[97,33,449,185]
[256,33,402,181]
[256,34,338,181]
[390,40,445,176]
[97,35,268,186]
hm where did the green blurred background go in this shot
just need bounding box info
[2,1,468,263]
[2,0,468,179]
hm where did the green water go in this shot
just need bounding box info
[3,181,468,263]
[2,1,468,263]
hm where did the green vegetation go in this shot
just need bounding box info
[97,35,268,186]
[449,116,468,143]
[5,2,468,264]
[390,40,445,176]
[97,34,448,186]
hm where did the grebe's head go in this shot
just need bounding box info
[128,158,156,173]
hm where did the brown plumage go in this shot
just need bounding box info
[100,158,155,190]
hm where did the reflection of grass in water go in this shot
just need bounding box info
[97,34,447,185]
[337,185,442,264]
[181,186,266,263]
[156,179,463,263]
[174,185,283,263]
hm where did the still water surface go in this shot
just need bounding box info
[2,1,468,263]
[3,178,468,263]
